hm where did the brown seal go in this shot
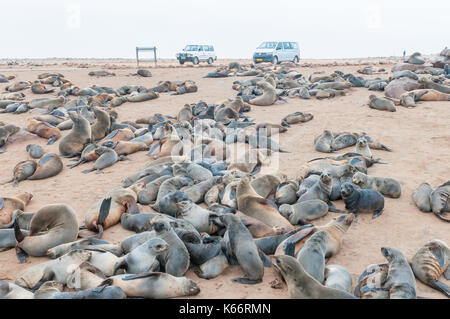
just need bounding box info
[272,255,355,299]
[25,119,61,145]
[58,111,92,157]
[275,214,355,257]
[14,203,79,262]
[237,176,294,230]
[27,153,63,180]
[410,239,449,297]
[83,188,139,237]
[249,81,278,106]
[0,192,33,226]
[91,106,111,141]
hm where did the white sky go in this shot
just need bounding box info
[1,0,448,59]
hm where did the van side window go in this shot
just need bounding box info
[291,42,298,49]
[209,46,213,51]
[283,42,290,50]
[276,42,282,50]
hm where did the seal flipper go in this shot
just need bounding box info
[429,281,450,298]
[250,165,261,176]
[31,270,55,292]
[98,197,112,227]
[258,249,272,267]
[444,266,450,280]
[281,122,291,128]
[126,198,140,215]
[0,146,7,153]
[82,168,95,174]
[15,246,28,263]
[232,278,262,285]
[327,202,346,213]
[147,141,160,157]
[122,272,160,281]
[283,241,296,257]
[67,158,87,169]
[372,209,384,219]
[47,135,57,145]
[14,219,25,243]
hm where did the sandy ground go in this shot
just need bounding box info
[0,59,448,299]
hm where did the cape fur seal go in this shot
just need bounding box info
[352,172,401,198]
[27,153,63,180]
[220,213,264,284]
[410,239,449,297]
[14,204,79,262]
[59,111,91,157]
[341,182,384,218]
[381,247,417,299]
[237,176,294,231]
[102,272,200,299]
[248,81,278,106]
[272,255,355,299]
[25,119,61,145]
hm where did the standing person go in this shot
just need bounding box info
[403,50,406,60]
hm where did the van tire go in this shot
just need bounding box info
[207,58,213,64]
[193,57,199,65]
[179,60,185,65]
[293,56,299,63]
[272,56,279,65]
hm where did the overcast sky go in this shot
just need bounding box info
[2,0,448,59]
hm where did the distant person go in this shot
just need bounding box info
[445,64,450,79]
[403,50,406,60]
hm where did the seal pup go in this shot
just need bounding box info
[354,137,372,159]
[220,213,264,284]
[368,95,396,112]
[297,172,344,213]
[314,130,334,153]
[25,119,61,145]
[103,272,200,299]
[352,172,401,198]
[324,265,352,293]
[381,247,417,299]
[81,146,119,174]
[59,111,91,157]
[150,216,190,277]
[279,200,328,225]
[340,182,384,218]
[113,238,168,274]
[14,204,79,262]
[412,182,433,212]
[411,239,449,297]
[272,255,355,299]
[26,144,44,159]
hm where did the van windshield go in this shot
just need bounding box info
[184,45,200,51]
[257,42,277,49]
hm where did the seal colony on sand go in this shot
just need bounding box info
[0,53,449,300]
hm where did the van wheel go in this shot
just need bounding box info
[272,56,279,65]
[193,57,199,65]
[179,60,185,65]
[207,58,213,64]
[293,56,299,63]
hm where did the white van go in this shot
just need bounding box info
[176,45,217,65]
[253,42,300,64]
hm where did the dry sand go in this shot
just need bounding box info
[0,59,448,299]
